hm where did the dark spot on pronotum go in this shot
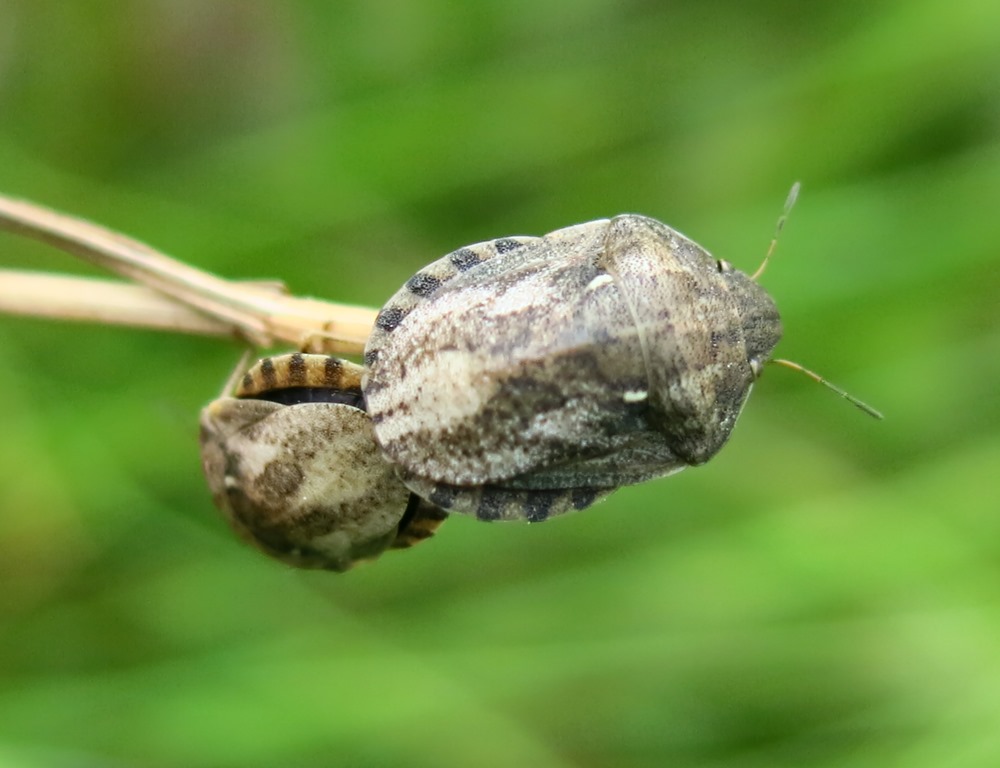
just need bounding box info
[375,306,406,333]
[362,379,385,399]
[288,353,307,386]
[571,487,599,511]
[476,492,505,522]
[260,357,277,391]
[494,238,522,254]
[450,248,482,271]
[323,356,342,387]
[524,490,557,522]
[364,349,378,368]
[405,272,442,297]
[428,485,458,510]
[259,459,304,498]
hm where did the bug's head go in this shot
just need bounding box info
[720,181,798,377]
[716,259,783,376]
[717,180,883,420]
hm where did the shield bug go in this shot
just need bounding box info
[200,353,446,570]
[363,185,880,522]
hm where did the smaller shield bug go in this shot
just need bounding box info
[200,353,446,570]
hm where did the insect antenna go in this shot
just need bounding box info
[769,358,883,420]
[752,181,801,281]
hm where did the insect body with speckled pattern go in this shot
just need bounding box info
[202,186,879,569]
[200,353,446,571]
[363,214,784,522]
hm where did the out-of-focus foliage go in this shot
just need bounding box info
[1,1,998,766]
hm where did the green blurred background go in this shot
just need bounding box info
[1,1,998,766]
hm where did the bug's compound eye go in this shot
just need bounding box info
[716,259,733,273]
[749,358,764,379]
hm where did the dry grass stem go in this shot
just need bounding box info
[0,194,377,356]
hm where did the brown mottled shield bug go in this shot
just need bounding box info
[363,185,879,522]
[200,353,445,570]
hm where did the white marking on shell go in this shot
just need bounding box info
[586,274,614,291]
[379,347,500,438]
[622,389,648,404]
[234,431,284,477]
[667,361,731,415]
